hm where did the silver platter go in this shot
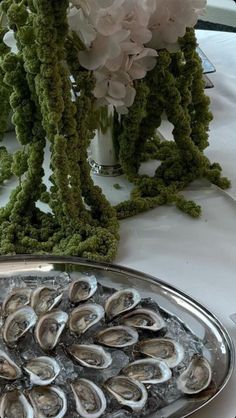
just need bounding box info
[0,255,234,418]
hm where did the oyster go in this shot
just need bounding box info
[0,349,22,381]
[177,354,212,394]
[71,378,107,418]
[0,390,34,418]
[96,326,139,348]
[68,344,112,369]
[105,376,148,411]
[105,289,141,320]
[31,286,63,316]
[122,359,172,384]
[69,303,104,335]
[24,356,60,386]
[2,288,32,315]
[137,338,184,368]
[121,308,165,331]
[35,310,68,351]
[28,385,67,418]
[3,306,37,346]
[68,275,97,304]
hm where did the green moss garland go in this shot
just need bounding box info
[0,1,230,261]
[0,25,13,185]
[115,28,229,220]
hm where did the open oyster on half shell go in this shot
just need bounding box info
[96,326,139,348]
[3,306,37,346]
[31,286,63,316]
[28,385,67,418]
[122,358,172,384]
[105,289,141,320]
[105,376,148,411]
[137,338,185,368]
[69,303,104,335]
[68,344,112,369]
[35,310,68,351]
[24,356,60,386]
[177,354,212,394]
[0,349,22,381]
[71,378,107,418]
[2,288,32,315]
[0,390,34,418]
[120,308,165,331]
[68,275,97,304]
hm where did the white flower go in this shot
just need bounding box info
[70,0,92,15]
[67,0,205,112]
[78,30,130,70]
[3,30,18,54]
[92,0,126,36]
[68,6,96,47]
[68,0,158,112]
[124,47,157,80]
[93,68,136,114]
[122,0,155,44]
[148,0,207,51]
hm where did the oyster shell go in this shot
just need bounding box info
[28,385,67,418]
[68,275,97,304]
[24,356,60,386]
[69,303,104,335]
[0,390,34,418]
[137,338,184,368]
[35,310,68,351]
[31,286,63,316]
[0,349,22,381]
[105,376,148,411]
[122,358,172,384]
[3,306,37,346]
[71,378,107,418]
[121,308,165,331]
[177,354,212,394]
[2,288,32,315]
[105,289,141,320]
[68,344,112,369]
[96,326,139,348]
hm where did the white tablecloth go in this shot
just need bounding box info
[1,30,236,417]
[94,30,236,418]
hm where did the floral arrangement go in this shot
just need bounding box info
[0,0,230,261]
[68,0,206,113]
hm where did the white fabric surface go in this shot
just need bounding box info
[202,0,236,27]
[1,30,236,417]
[94,30,236,418]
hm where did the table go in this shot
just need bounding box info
[93,30,236,418]
[201,0,236,27]
[2,30,236,417]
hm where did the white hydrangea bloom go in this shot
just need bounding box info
[148,0,207,51]
[93,69,136,114]
[68,0,206,112]
[68,6,96,47]
[70,0,93,15]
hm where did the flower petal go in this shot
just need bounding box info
[108,80,126,99]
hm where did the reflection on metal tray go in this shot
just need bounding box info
[197,47,216,74]
[0,256,234,418]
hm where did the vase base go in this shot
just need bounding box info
[89,157,123,177]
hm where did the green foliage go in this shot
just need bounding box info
[0,146,12,183]
[0,1,230,261]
